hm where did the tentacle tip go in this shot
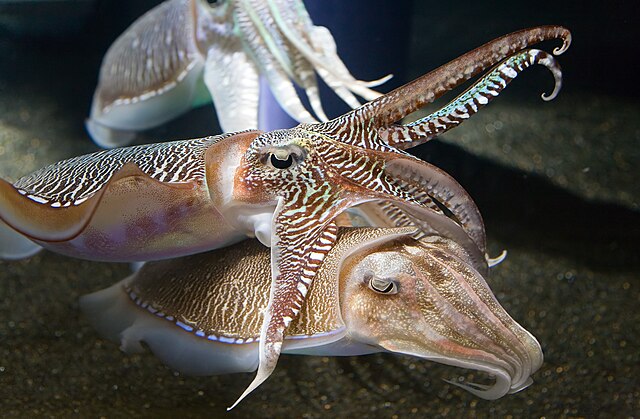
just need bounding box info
[442,377,507,400]
[487,249,507,268]
[541,90,559,102]
[227,385,254,411]
[362,73,394,88]
[553,32,572,56]
[509,377,534,394]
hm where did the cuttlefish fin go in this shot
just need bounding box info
[85,117,137,149]
[379,48,563,149]
[0,175,106,243]
[0,162,183,243]
[228,210,339,410]
[0,219,42,260]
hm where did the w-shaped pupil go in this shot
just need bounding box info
[371,277,395,294]
[270,153,293,169]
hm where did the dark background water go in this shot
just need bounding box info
[0,0,638,417]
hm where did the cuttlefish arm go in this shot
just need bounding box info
[316,25,571,149]
[202,34,261,132]
[264,0,391,106]
[380,48,563,148]
[228,218,340,409]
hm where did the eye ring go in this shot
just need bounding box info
[368,275,398,295]
[270,153,294,169]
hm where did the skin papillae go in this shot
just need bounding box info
[0,26,571,408]
[80,228,543,405]
[86,0,392,148]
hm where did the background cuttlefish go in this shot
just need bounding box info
[86,0,392,148]
[0,26,570,408]
[81,227,543,407]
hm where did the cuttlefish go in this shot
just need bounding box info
[87,0,391,147]
[81,227,543,408]
[0,26,570,407]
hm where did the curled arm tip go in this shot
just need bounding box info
[536,50,563,101]
[487,249,508,267]
[553,31,572,56]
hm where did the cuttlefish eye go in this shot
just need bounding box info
[365,273,399,295]
[262,145,305,170]
[270,153,294,169]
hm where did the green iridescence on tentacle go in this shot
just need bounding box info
[381,49,562,148]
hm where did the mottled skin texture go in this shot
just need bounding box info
[82,228,542,404]
[87,0,390,147]
[0,26,571,408]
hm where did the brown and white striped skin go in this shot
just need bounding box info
[2,26,570,407]
[0,130,262,261]
[86,0,390,148]
[81,228,543,406]
[227,26,570,407]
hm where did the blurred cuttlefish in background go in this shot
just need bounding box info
[81,227,543,409]
[86,0,391,147]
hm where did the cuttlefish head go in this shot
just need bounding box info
[341,234,543,399]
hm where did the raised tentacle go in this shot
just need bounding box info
[317,26,570,148]
[379,48,563,149]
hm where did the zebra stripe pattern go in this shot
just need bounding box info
[12,132,242,207]
[313,27,570,151]
[380,49,562,148]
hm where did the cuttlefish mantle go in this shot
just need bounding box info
[81,227,543,408]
